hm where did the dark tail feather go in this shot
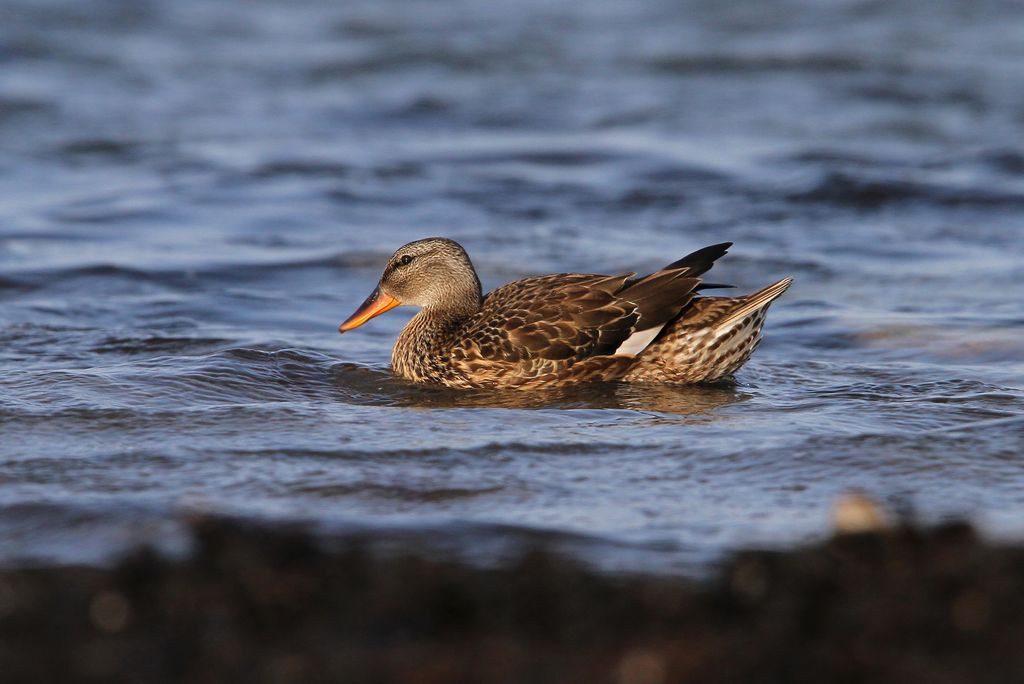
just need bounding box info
[622,271,702,327]
[616,242,734,337]
[663,242,732,277]
[695,282,735,291]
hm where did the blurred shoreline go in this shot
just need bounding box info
[3,514,1023,683]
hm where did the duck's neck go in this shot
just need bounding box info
[392,300,480,382]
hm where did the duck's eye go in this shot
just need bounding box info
[400,255,414,266]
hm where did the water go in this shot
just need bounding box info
[1,0,1022,573]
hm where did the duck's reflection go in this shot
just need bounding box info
[330,362,748,415]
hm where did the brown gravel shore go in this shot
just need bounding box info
[2,517,1023,684]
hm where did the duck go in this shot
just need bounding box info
[338,237,792,389]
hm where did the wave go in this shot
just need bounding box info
[787,172,1024,209]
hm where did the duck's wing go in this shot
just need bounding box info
[465,272,653,360]
[448,270,707,387]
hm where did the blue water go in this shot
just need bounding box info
[1,0,1022,572]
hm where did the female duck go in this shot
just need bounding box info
[339,238,791,389]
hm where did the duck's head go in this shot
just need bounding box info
[338,237,482,333]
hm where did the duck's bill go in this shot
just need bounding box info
[338,287,401,333]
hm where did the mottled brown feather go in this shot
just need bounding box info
[624,278,793,383]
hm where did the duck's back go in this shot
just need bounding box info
[447,269,703,388]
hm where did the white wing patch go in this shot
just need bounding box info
[613,323,666,357]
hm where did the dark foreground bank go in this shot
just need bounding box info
[2,517,1023,684]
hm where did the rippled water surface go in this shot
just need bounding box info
[1,0,1023,572]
